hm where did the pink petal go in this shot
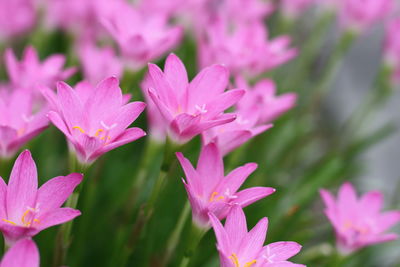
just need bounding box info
[47,111,72,139]
[0,239,39,267]
[359,191,383,216]
[209,212,231,252]
[197,143,224,192]
[222,163,258,194]
[88,128,146,162]
[148,63,179,110]
[188,65,229,108]
[203,89,245,119]
[239,217,268,259]
[376,211,400,233]
[36,173,83,215]
[0,178,7,218]
[263,241,302,261]
[7,125,49,157]
[107,101,146,137]
[35,208,81,231]
[148,88,174,122]
[164,53,188,95]
[4,49,18,84]
[57,82,87,129]
[224,205,247,251]
[7,151,38,223]
[176,152,202,195]
[234,187,276,207]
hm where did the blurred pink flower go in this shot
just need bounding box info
[0,150,82,245]
[0,88,48,159]
[236,76,297,125]
[5,46,75,91]
[320,182,400,254]
[384,18,400,81]
[78,41,123,85]
[176,143,275,228]
[338,0,394,32]
[281,0,315,19]
[0,0,36,40]
[102,1,183,70]
[0,239,39,267]
[147,54,244,144]
[203,76,296,155]
[46,77,146,164]
[199,20,297,77]
[209,205,304,267]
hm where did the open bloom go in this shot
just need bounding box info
[46,77,146,164]
[102,1,183,70]
[0,88,48,159]
[0,0,36,40]
[78,40,123,85]
[338,0,394,32]
[209,205,304,267]
[0,238,39,267]
[5,46,75,91]
[0,150,82,245]
[384,18,400,81]
[199,19,297,77]
[320,182,400,254]
[147,54,244,144]
[203,76,296,155]
[176,143,275,228]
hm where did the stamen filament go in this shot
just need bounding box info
[72,126,85,134]
[2,219,16,225]
[229,253,240,267]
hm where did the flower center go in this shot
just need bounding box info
[229,253,257,267]
[209,191,224,202]
[2,207,40,227]
[72,125,112,142]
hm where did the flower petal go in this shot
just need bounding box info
[233,187,275,207]
[263,241,302,261]
[0,239,39,267]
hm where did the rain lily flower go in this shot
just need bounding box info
[203,76,296,155]
[320,182,400,254]
[338,0,394,32]
[46,77,146,164]
[384,18,400,82]
[0,150,82,245]
[147,54,245,144]
[176,143,275,228]
[199,20,297,77]
[102,1,183,70]
[281,0,314,19]
[235,76,297,125]
[209,205,304,267]
[5,46,75,91]
[0,0,36,40]
[0,88,48,159]
[78,41,123,85]
[0,239,39,267]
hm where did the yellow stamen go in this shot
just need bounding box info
[94,129,104,137]
[34,219,40,223]
[2,219,16,225]
[209,192,224,202]
[244,260,257,267]
[72,126,85,134]
[229,253,240,267]
[21,209,31,226]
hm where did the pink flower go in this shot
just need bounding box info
[0,150,82,245]
[235,76,297,125]
[0,0,36,40]
[5,46,75,91]
[147,54,245,144]
[0,239,39,267]
[209,205,304,267]
[203,76,296,155]
[199,20,297,77]
[102,1,183,70]
[78,41,123,85]
[384,18,400,81]
[46,77,146,164]
[176,143,275,228]
[0,88,48,159]
[320,182,400,254]
[281,0,315,19]
[338,0,394,32]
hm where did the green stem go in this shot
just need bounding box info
[52,153,87,267]
[119,139,182,266]
[178,223,207,267]
[161,201,191,266]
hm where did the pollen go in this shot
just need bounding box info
[244,260,257,267]
[229,253,240,267]
[2,219,16,225]
[72,126,86,134]
[209,191,224,202]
